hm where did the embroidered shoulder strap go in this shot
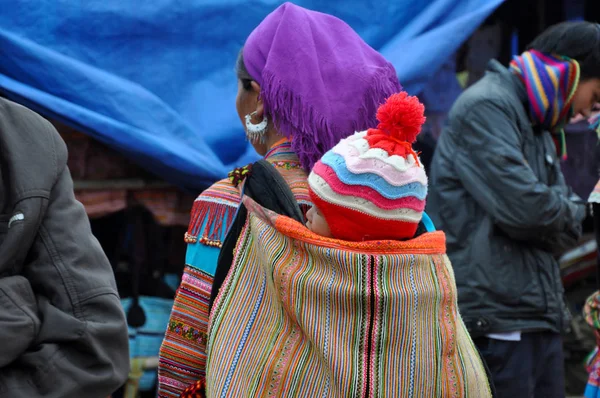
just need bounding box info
[184,178,242,248]
[421,212,436,232]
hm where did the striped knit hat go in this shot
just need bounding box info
[308,92,427,241]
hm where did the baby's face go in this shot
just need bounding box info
[306,205,333,238]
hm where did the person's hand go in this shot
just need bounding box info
[570,103,600,124]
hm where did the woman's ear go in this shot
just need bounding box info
[251,81,264,118]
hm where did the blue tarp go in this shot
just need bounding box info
[0,0,502,192]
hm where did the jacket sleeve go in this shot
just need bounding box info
[0,129,129,398]
[452,100,585,249]
[531,184,585,254]
[157,234,224,397]
[0,276,40,367]
[157,261,216,398]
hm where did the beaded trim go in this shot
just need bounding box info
[185,141,308,247]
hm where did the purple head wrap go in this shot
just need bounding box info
[243,2,401,170]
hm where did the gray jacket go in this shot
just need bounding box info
[0,98,129,397]
[427,61,586,337]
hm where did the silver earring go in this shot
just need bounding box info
[245,111,268,144]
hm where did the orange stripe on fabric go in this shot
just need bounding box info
[274,215,446,254]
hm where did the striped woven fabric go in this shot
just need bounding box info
[584,292,600,398]
[158,142,310,398]
[509,50,580,159]
[159,266,214,397]
[206,197,491,398]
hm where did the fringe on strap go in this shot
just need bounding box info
[184,179,241,248]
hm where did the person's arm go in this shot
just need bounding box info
[157,247,220,398]
[0,127,129,398]
[158,186,239,397]
[0,276,40,367]
[453,100,585,247]
[530,179,585,254]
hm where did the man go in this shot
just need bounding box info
[0,97,129,397]
[428,22,600,397]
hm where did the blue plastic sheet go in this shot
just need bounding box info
[0,0,502,192]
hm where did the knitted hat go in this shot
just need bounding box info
[308,92,427,241]
[243,2,401,171]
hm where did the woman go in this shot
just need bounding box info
[199,92,492,397]
[157,3,401,397]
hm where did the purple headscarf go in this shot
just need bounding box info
[243,2,401,171]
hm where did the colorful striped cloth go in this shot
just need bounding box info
[586,349,600,398]
[205,196,492,397]
[509,50,580,159]
[584,292,600,398]
[157,141,310,398]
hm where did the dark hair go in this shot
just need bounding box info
[236,48,254,91]
[528,22,600,79]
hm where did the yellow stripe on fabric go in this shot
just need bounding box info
[525,54,549,111]
[566,60,581,105]
[545,63,559,88]
[549,61,561,127]
[552,95,560,126]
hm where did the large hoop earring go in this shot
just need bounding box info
[245,111,268,144]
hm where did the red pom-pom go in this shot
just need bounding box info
[376,92,426,143]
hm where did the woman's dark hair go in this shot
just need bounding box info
[236,48,254,91]
[528,22,600,79]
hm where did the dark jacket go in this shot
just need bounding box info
[427,61,586,337]
[0,98,129,397]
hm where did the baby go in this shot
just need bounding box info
[306,91,428,241]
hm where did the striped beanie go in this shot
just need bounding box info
[308,92,427,241]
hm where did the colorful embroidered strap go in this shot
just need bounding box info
[509,50,580,159]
